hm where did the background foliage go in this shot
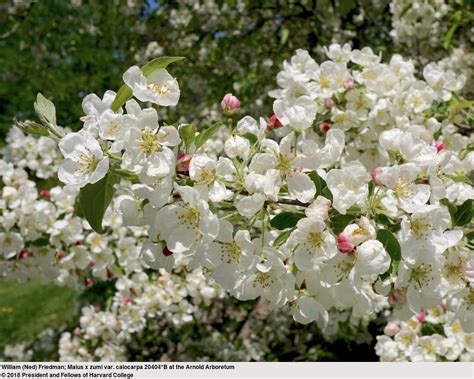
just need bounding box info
[2,0,472,143]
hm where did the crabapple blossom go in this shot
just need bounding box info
[58,132,109,187]
[123,66,180,106]
[5,43,473,364]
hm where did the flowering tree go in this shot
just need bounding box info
[8,41,472,363]
[3,0,473,145]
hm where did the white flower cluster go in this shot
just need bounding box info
[0,127,147,285]
[50,44,472,336]
[438,47,474,98]
[376,305,474,362]
[1,343,33,362]
[390,0,449,53]
[59,268,222,362]
[4,126,63,179]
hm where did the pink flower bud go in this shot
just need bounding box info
[384,321,400,337]
[337,233,355,253]
[344,76,354,90]
[176,153,192,172]
[434,140,445,152]
[324,98,335,110]
[163,246,173,257]
[319,121,330,134]
[73,327,82,337]
[55,251,64,260]
[267,114,282,131]
[371,167,384,186]
[221,93,240,115]
[123,296,132,305]
[39,189,50,198]
[84,277,93,288]
[18,250,29,260]
[416,308,427,322]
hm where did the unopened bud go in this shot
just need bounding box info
[176,153,192,172]
[319,121,330,134]
[40,189,50,198]
[434,140,445,152]
[416,308,427,322]
[221,93,240,115]
[384,321,400,337]
[84,277,94,287]
[267,114,282,131]
[337,233,355,253]
[344,76,354,90]
[371,167,384,186]
[324,98,335,110]
[18,250,29,260]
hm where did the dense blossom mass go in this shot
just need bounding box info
[1,43,473,362]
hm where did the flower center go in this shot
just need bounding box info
[319,76,331,89]
[196,168,216,185]
[147,83,170,95]
[179,207,200,228]
[307,232,324,248]
[221,242,241,264]
[78,149,99,174]
[276,154,294,176]
[410,264,433,289]
[394,177,414,198]
[444,258,465,283]
[138,128,161,155]
[253,272,275,289]
[410,217,431,239]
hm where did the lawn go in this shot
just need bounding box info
[0,282,76,350]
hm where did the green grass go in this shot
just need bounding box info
[0,282,76,349]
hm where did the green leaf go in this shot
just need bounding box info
[466,232,474,250]
[337,0,355,17]
[79,173,120,234]
[309,170,332,201]
[273,229,292,247]
[377,229,401,263]
[141,56,185,76]
[329,214,354,234]
[31,237,50,247]
[111,56,185,112]
[111,85,133,113]
[440,198,457,221]
[443,11,462,50]
[14,119,49,137]
[239,132,258,145]
[34,93,56,126]
[111,168,139,182]
[194,123,222,150]
[213,201,236,211]
[270,212,305,230]
[179,124,196,149]
[444,173,472,185]
[454,199,473,226]
[375,213,401,233]
[280,28,289,45]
